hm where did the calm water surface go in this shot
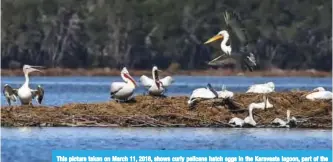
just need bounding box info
[1,127,332,161]
[1,76,332,106]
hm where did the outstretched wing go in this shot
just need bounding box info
[224,11,248,46]
[160,76,174,87]
[31,85,44,104]
[3,84,18,106]
[139,75,154,88]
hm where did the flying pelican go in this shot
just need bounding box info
[272,109,297,128]
[110,67,137,102]
[2,65,44,106]
[305,87,332,101]
[229,104,256,127]
[187,83,218,105]
[140,66,173,96]
[246,82,275,94]
[249,95,273,110]
[204,12,257,72]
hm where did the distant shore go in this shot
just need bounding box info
[1,68,331,77]
[1,92,331,128]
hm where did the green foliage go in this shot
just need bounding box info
[1,0,332,71]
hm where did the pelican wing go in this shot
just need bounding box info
[207,52,256,72]
[160,76,174,87]
[139,75,154,88]
[224,11,248,46]
[31,85,44,104]
[110,82,126,95]
[3,84,18,106]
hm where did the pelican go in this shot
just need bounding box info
[249,95,273,110]
[110,67,137,102]
[272,109,297,128]
[204,12,257,72]
[305,87,332,101]
[216,85,234,99]
[2,65,44,106]
[246,82,275,94]
[228,105,256,127]
[187,83,218,105]
[140,66,173,96]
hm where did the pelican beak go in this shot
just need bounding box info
[204,34,223,44]
[30,66,44,73]
[124,73,137,87]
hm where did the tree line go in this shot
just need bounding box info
[1,0,332,71]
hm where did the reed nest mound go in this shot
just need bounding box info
[1,91,332,128]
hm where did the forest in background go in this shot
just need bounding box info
[1,0,332,71]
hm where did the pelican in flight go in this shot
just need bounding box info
[305,87,332,101]
[204,12,257,72]
[140,66,173,96]
[3,65,44,106]
[272,109,297,128]
[187,83,218,105]
[229,104,257,127]
[246,82,275,94]
[110,67,137,102]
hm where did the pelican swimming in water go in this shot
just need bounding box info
[187,83,218,105]
[272,109,297,128]
[249,95,273,110]
[305,87,332,101]
[110,67,137,102]
[246,82,275,94]
[140,66,173,96]
[204,12,257,72]
[3,65,44,106]
[229,104,256,127]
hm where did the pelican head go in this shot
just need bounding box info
[120,67,137,87]
[204,30,229,44]
[152,66,161,81]
[266,82,275,90]
[23,65,43,75]
[313,87,325,92]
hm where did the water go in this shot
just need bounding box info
[1,127,332,161]
[1,76,332,106]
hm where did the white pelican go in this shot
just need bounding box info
[2,65,44,106]
[187,84,218,105]
[216,85,234,99]
[249,95,273,110]
[140,66,173,96]
[204,12,257,72]
[305,87,332,101]
[228,105,256,127]
[272,109,297,128]
[110,67,137,102]
[246,82,275,94]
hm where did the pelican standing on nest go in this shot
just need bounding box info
[3,65,44,106]
[246,82,275,93]
[110,67,137,102]
[305,87,332,101]
[204,12,257,72]
[249,95,273,110]
[140,66,173,96]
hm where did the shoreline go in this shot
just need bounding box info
[1,68,332,77]
[1,92,331,128]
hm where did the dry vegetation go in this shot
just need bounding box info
[1,92,331,128]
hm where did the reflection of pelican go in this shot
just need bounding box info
[187,84,218,105]
[204,12,257,72]
[272,109,297,128]
[249,95,273,110]
[110,67,137,102]
[305,87,332,101]
[3,65,44,106]
[229,105,256,127]
[246,82,275,94]
[140,66,173,96]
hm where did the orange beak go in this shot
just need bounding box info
[204,34,223,44]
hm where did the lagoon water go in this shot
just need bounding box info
[1,76,332,161]
[1,76,332,106]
